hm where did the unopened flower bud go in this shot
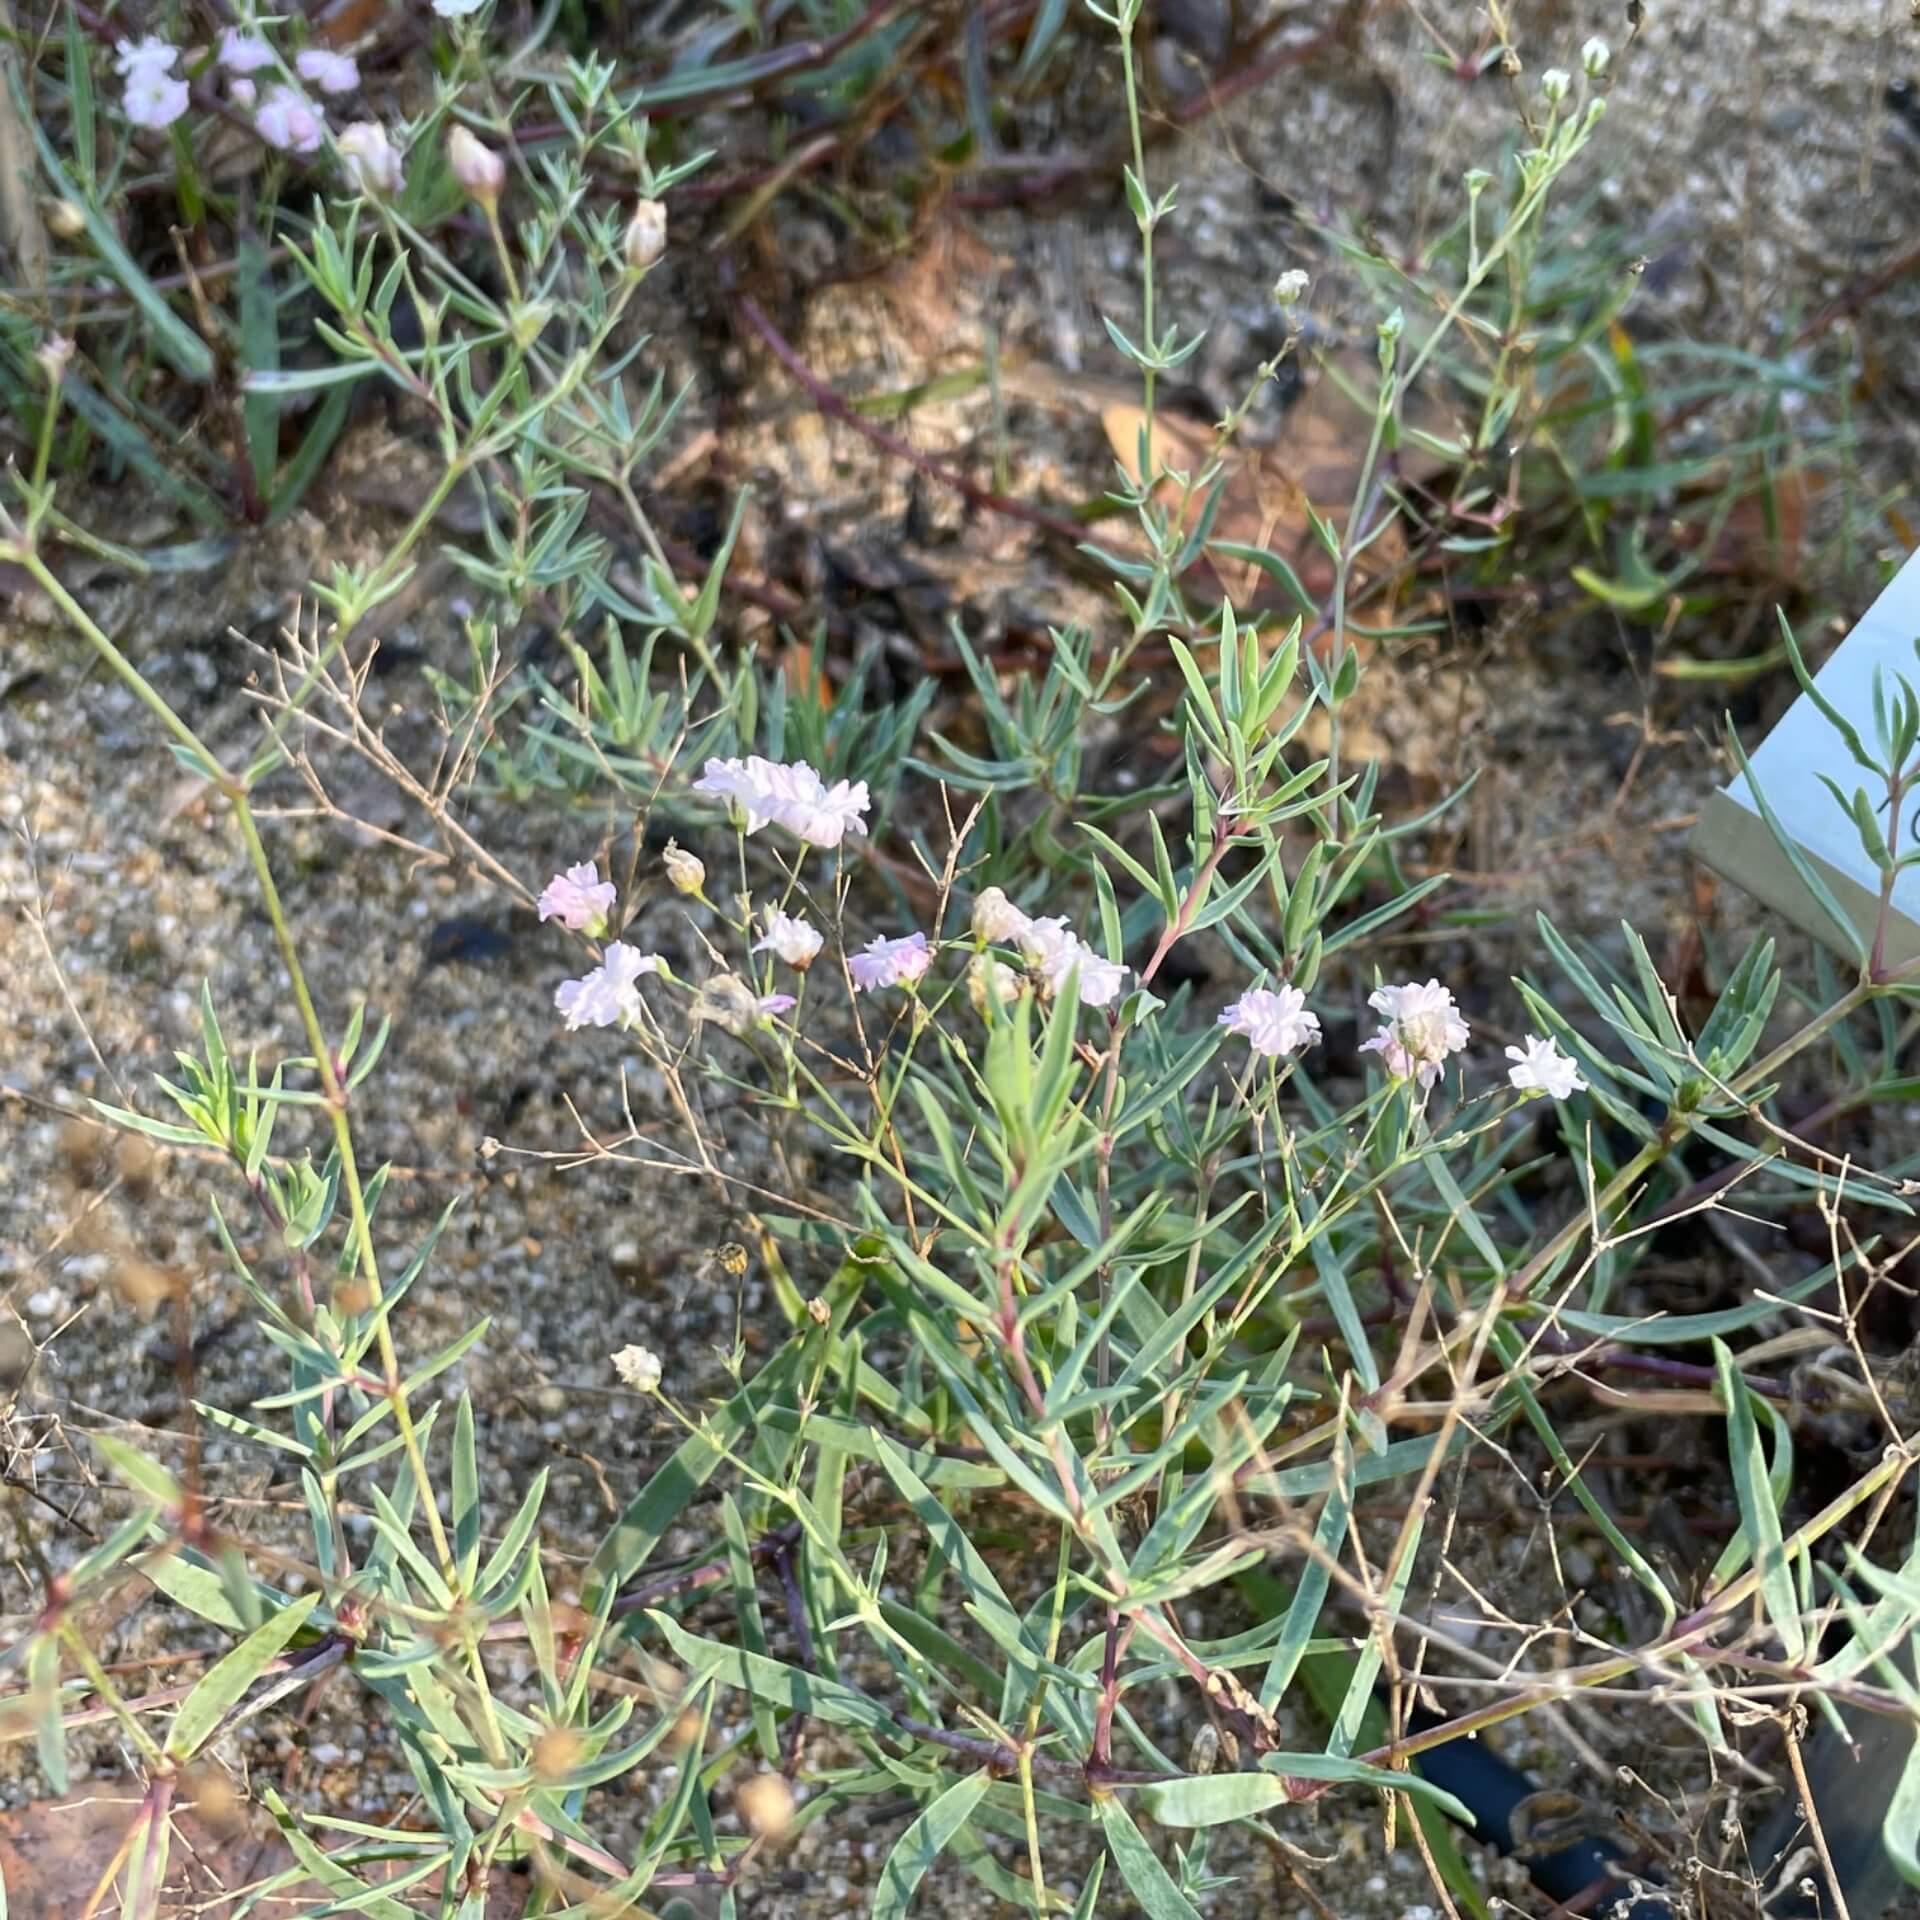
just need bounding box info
[1377,307,1404,347]
[35,334,73,385]
[623,198,667,272]
[662,839,705,897]
[1540,67,1570,105]
[967,953,1022,1015]
[337,121,404,198]
[1581,37,1610,76]
[971,886,1029,945]
[509,299,553,349]
[448,124,505,205]
[1271,268,1309,307]
[46,199,86,238]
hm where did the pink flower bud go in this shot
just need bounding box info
[448,125,505,205]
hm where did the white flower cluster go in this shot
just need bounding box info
[694,756,871,850]
[969,888,1128,1008]
[116,36,188,132]
[534,856,1588,1107]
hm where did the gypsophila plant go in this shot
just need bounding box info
[12,3,1920,1917]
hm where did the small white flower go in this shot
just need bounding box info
[295,47,358,94]
[1540,67,1571,105]
[753,907,823,970]
[34,335,73,384]
[758,759,870,849]
[230,76,257,107]
[611,1344,662,1393]
[1361,979,1470,1090]
[1272,268,1310,307]
[1014,914,1074,973]
[1017,918,1126,1008]
[1219,984,1321,1059]
[693,756,771,832]
[1056,941,1129,1008]
[971,886,1032,945]
[694,755,869,848]
[850,931,932,992]
[217,28,274,72]
[124,68,190,130]
[432,0,489,15]
[554,942,660,1030]
[336,122,404,197]
[1505,1034,1588,1100]
[1581,36,1610,76]
[115,35,177,77]
[254,83,325,154]
[537,861,617,934]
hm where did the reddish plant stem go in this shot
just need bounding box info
[1090,1610,1130,1773]
[774,1542,816,1777]
[606,1520,804,1619]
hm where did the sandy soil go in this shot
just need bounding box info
[3,1,1919,1914]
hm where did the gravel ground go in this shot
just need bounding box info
[3,1,1919,1915]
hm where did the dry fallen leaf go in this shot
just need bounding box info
[1100,351,1458,619]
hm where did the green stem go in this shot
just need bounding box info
[1116,10,1154,479]
[16,552,457,1580]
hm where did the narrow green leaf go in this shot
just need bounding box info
[165,1595,319,1759]
[1329,1510,1422,1757]
[587,1338,805,1601]
[1884,1736,1920,1888]
[1261,1469,1350,1709]
[873,1770,995,1918]
[1713,1338,1804,1659]
[872,1436,1037,1679]
[28,1634,66,1795]
[26,106,212,380]
[645,1612,893,1732]
[93,1434,184,1513]
[452,1392,480,1588]
[1726,722,1867,963]
[1098,1794,1201,1920]
[237,224,280,494]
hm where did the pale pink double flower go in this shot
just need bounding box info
[1015,915,1128,1010]
[555,943,660,1030]
[1218,984,1320,1059]
[537,862,616,935]
[118,36,189,130]
[968,889,1127,1009]
[694,756,870,850]
[1361,979,1470,1090]
[850,931,932,992]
